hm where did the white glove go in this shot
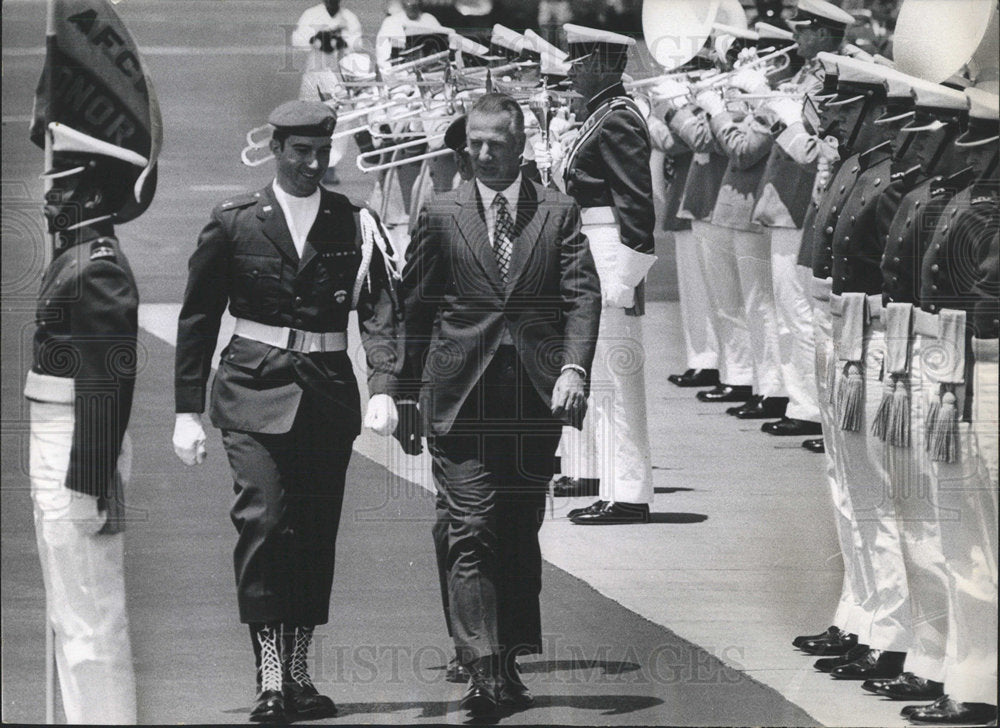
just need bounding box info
[768,97,803,127]
[364,393,398,437]
[730,68,769,94]
[694,89,725,116]
[173,412,207,466]
[548,110,576,142]
[734,47,760,69]
[533,139,552,171]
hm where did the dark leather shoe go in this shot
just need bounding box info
[799,628,859,655]
[733,397,788,419]
[668,368,721,387]
[571,501,650,525]
[551,476,599,497]
[728,395,762,415]
[793,626,841,649]
[250,690,287,723]
[460,660,498,718]
[814,644,869,672]
[863,677,895,694]
[567,499,607,519]
[830,649,905,680]
[908,697,997,724]
[877,672,944,701]
[696,384,754,403]
[445,655,470,684]
[903,695,948,718]
[498,660,533,709]
[762,417,823,436]
[283,681,337,720]
[802,438,826,453]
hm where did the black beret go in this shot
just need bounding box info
[444,115,467,151]
[268,100,337,136]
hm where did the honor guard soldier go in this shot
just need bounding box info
[172,101,401,723]
[902,87,998,727]
[791,57,900,663]
[24,122,147,725]
[560,24,658,525]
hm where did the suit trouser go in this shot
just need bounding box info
[675,227,720,370]
[433,491,454,638]
[430,348,562,663]
[830,296,910,650]
[769,228,820,421]
[28,396,136,725]
[692,220,754,387]
[812,283,871,635]
[917,322,998,704]
[733,228,783,397]
[223,395,355,626]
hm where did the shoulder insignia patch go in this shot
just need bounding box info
[89,238,117,261]
[219,193,257,211]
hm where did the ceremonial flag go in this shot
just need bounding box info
[31,0,161,222]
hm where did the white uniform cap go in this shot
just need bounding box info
[563,23,636,48]
[966,87,1000,121]
[451,34,490,57]
[523,29,568,61]
[901,80,969,133]
[48,122,148,167]
[825,59,886,106]
[540,51,571,76]
[712,23,759,41]
[788,0,856,27]
[491,24,525,54]
[955,87,999,146]
[755,22,794,41]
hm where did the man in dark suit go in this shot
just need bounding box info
[172,101,401,723]
[399,93,601,717]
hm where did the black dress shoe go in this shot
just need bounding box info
[283,681,337,720]
[862,677,895,694]
[460,659,498,718]
[551,476,600,497]
[567,499,607,519]
[571,502,650,525]
[814,644,869,672]
[445,655,470,683]
[733,396,788,419]
[903,695,948,718]
[831,649,905,680]
[762,417,823,436]
[799,629,859,655]
[727,395,763,416]
[877,672,944,701]
[498,659,533,709]
[802,438,826,453]
[793,626,841,649]
[908,697,997,725]
[668,368,721,387]
[696,384,754,403]
[250,690,287,723]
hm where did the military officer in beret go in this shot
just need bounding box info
[172,100,401,723]
[559,24,657,525]
[24,122,148,725]
[902,88,998,727]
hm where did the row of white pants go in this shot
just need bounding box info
[679,222,821,421]
[815,287,998,705]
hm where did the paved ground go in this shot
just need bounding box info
[2,2,919,725]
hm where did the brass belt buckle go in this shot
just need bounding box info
[287,328,300,350]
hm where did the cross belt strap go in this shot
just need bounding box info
[233,318,347,353]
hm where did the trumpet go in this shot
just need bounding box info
[356,132,449,173]
[699,43,799,88]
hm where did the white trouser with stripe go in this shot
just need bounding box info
[734,228,783,397]
[675,227,719,370]
[26,372,136,725]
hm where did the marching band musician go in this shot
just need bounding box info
[554,24,657,525]
[172,101,401,723]
[375,0,443,69]
[901,87,998,726]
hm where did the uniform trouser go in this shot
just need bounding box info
[733,228,783,397]
[223,396,355,626]
[918,326,998,704]
[28,398,136,725]
[769,228,820,421]
[430,347,562,663]
[830,300,910,650]
[812,285,871,636]
[675,227,720,370]
[692,220,754,387]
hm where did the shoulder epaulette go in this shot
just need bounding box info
[218,192,258,211]
[89,237,118,261]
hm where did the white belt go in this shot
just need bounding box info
[24,370,75,404]
[913,308,940,338]
[580,206,616,226]
[828,293,883,321]
[233,318,347,354]
[811,276,832,302]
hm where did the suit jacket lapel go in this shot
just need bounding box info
[258,185,300,264]
[505,179,547,297]
[456,182,504,294]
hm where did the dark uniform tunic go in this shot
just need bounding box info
[31,226,138,504]
[175,185,399,625]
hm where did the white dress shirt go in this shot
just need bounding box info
[272,180,321,258]
[476,175,521,246]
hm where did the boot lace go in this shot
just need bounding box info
[289,626,316,688]
[257,625,283,692]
